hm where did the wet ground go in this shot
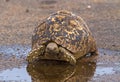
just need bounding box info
[0,0,120,82]
[0,45,120,82]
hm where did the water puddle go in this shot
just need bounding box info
[0,45,120,82]
[0,44,30,56]
[0,67,31,82]
[95,67,115,76]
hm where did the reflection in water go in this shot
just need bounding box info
[27,59,96,82]
[68,62,96,82]
[27,61,75,82]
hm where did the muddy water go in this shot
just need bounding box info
[0,45,120,82]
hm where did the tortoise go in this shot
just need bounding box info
[27,10,98,65]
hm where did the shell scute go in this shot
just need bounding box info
[32,10,95,54]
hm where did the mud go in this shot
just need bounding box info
[0,0,120,82]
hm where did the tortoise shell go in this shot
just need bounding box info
[32,10,92,54]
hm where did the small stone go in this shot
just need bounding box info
[25,9,29,13]
[87,5,91,9]
[5,0,10,2]
[112,44,116,47]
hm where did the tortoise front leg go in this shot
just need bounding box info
[59,47,76,65]
[27,45,45,63]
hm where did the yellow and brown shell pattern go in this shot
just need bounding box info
[32,10,92,55]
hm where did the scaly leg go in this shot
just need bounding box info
[59,47,76,65]
[27,45,45,63]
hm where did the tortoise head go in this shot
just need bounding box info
[45,42,59,55]
[27,42,76,65]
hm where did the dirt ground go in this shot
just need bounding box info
[0,0,120,82]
